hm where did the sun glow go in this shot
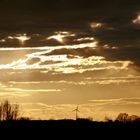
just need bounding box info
[48,34,65,43]
[47,31,75,44]
[133,14,140,24]
[90,22,103,29]
[15,34,31,45]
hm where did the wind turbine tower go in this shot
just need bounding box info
[73,106,80,120]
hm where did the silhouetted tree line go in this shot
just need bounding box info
[0,100,140,123]
[115,113,140,122]
[104,113,140,122]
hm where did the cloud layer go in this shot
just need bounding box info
[0,0,140,120]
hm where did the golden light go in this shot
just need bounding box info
[133,15,140,24]
[90,22,103,29]
[47,31,76,44]
[76,37,94,42]
[47,34,65,43]
[15,34,31,45]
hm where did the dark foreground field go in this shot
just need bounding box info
[0,119,140,130]
[0,119,140,138]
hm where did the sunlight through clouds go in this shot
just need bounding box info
[0,0,140,122]
[0,26,140,120]
[47,31,76,44]
[90,22,103,29]
[15,34,31,45]
[0,51,132,74]
[7,33,31,46]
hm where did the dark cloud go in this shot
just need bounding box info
[0,0,140,33]
[100,48,140,67]
[46,46,140,68]
[0,0,140,68]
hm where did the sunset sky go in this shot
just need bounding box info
[0,0,140,120]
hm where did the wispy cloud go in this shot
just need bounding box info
[17,97,140,120]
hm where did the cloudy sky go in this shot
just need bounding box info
[0,0,140,120]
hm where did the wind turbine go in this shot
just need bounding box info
[73,106,80,120]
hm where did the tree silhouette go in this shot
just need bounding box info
[115,113,140,122]
[0,100,19,121]
[115,113,129,122]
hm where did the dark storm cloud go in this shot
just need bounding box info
[0,0,140,33]
[0,0,140,68]
[0,0,140,45]
[100,48,140,67]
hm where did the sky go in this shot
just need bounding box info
[0,0,140,120]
